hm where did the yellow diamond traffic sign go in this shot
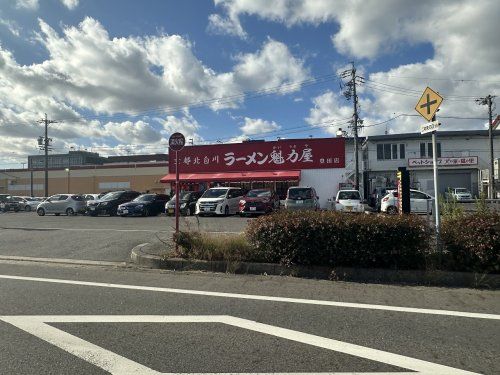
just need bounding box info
[415,87,443,121]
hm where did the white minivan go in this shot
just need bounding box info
[195,187,246,216]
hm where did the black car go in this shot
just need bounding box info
[87,190,141,216]
[0,194,21,212]
[166,191,202,216]
[117,193,169,217]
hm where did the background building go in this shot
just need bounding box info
[28,150,106,169]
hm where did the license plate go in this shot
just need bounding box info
[346,206,352,211]
[122,209,128,214]
[90,207,95,211]
[250,207,256,211]
[168,208,174,214]
[296,200,303,204]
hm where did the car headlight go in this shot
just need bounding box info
[239,200,246,205]
[136,204,143,208]
[215,199,224,204]
[180,203,187,208]
[101,201,108,206]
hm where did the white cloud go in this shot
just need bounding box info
[15,0,39,10]
[60,0,79,10]
[0,18,21,37]
[0,17,309,164]
[160,112,203,144]
[240,117,280,136]
[103,120,161,144]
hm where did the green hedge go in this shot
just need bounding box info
[246,211,432,269]
[441,212,500,273]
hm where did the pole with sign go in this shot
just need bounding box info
[415,87,443,244]
[168,132,186,243]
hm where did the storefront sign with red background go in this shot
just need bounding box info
[169,138,345,173]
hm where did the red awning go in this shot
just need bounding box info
[160,170,300,183]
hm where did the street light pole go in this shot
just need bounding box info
[65,168,70,194]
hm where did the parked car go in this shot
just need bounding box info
[195,187,246,216]
[0,194,21,212]
[284,186,320,211]
[87,190,141,216]
[166,191,202,216]
[369,186,396,212]
[239,189,280,216]
[117,193,169,217]
[334,190,364,213]
[36,194,86,216]
[83,194,101,202]
[15,196,41,212]
[444,187,473,202]
[381,189,433,214]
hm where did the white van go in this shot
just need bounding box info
[195,187,246,216]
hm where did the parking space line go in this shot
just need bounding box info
[0,274,498,320]
[0,315,479,374]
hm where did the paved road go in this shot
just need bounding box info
[0,211,251,262]
[0,261,498,374]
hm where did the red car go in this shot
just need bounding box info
[238,189,280,216]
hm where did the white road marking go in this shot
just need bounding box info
[0,315,479,375]
[0,274,498,320]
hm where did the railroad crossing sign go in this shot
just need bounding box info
[415,87,443,121]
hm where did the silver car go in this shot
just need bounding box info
[36,194,86,216]
[15,196,42,212]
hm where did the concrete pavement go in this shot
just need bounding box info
[0,261,498,374]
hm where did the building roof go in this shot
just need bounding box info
[103,153,169,164]
[365,129,498,142]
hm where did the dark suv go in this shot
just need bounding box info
[87,190,141,216]
[0,194,21,212]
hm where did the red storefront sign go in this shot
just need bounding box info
[168,138,345,173]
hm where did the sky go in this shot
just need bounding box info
[0,0,498,168]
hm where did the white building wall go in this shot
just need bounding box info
[300,168,346,208]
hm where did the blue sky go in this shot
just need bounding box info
[0,0,498,167]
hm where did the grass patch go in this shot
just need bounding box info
[173,231,263,263]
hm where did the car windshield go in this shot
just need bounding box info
[101,192,122,201]
[455,188,469,193]
[134,194,155,202]
[247,190,271,198]
[71,195,85,201]
[288,188,312,200]
[202,189,228,198]
[338,191,361,200]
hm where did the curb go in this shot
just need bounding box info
[130,243,500,289]
[0,255,127,268]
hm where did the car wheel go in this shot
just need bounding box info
[224,205,229,216]
[25,205,31,212]
[55,213,60,216]
[37,208,45,216]
[387,206,398,215]
[66,207,74,216]
[109,209,117,217]
[185,208,191,216]
[142,208,150,217]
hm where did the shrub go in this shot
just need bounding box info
[173,231,262,262]
[246,211,432,269]
[441,212,500,273]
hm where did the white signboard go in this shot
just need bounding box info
[409,156,478,168]
[420,120,440,134]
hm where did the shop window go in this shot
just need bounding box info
[384,144,391,160]
[400,144,405,159]
[377,144,384,160]
[377,143,404,160]
[420,143,426,157]
[392,144,398,159]
[420,142,441,158]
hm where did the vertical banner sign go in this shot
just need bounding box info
[168,132,186,242]
[397,167,410,214]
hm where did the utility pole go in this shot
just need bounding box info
[340,62,363,191]
[37,113,57,197]
[476,95,496,198]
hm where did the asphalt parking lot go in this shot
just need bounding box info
[0,211,251,262]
